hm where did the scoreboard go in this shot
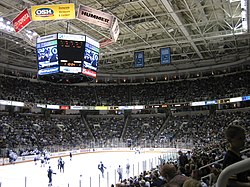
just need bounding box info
[36,33,100,79]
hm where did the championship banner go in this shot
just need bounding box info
[77,4,113,29]
[134,51,144,68]
[31,3,75,21]
[110,18,120,42]
[12,8,31,32]
[160,47,171,64]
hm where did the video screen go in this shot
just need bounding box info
[37,45,58,70]
[83,46,99,72]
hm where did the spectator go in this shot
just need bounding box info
[160,163,188,187]
[183,178,202,187]
[222,120,250,187]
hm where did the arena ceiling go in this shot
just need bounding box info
[0,0,249,79]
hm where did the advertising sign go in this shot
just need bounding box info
[82,68,96,78]
[36,33,58,44]
[37,66,59,75]
[31,3,75,21]
[12,8,31,32]
[77,4,113,29]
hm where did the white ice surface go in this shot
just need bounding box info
[0,151,165,187]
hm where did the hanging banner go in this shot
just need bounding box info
[12,8,32,32]
[110,17,120,42]
[77,4,113,29]
[134,51,144,68]
[31,3,75,21]
[160,47,171,64]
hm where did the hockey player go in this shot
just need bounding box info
[47,166,56,186]
[59,159,65,173]
[117,165,123,182]
[126,162,130,175]
[98,161,106,178]
[134,147,140,154]
[69,152,72,161]
[44,152,50,164]
[8,150,17,164]
[34,154,40,165]
[40,156,45,167]
[57,157,62,169]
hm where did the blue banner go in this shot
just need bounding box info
[134,51,144,68]
[160,47,171,64]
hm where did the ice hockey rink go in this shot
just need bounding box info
[0,150,175,187]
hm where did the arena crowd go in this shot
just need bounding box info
[0,70,249,187]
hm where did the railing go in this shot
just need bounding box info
[216,158,250,187]
[0,138,194,158]
[200,147,250,186]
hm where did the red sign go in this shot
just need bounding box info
[100,38,113,48]
[82,68,96,78]
[12,8,31,33]
[60,106,70,110]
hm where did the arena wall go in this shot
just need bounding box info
[0,147,189,166]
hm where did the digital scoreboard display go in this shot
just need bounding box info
[36,33,100,80]
[58,39,84,73]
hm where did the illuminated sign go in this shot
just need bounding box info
[60,66,81,73]
[47,105,60,109]
[191,101,205,106]
[60,106,70,110]
[82,68,96,78]
[229,97,242,103]
[0,100,12,105]
[37,104,46,108]
[134,106,145,110]
[86,36,99,48]
[12,101,25,107]
[58,33,85,41]
[205,100,217,105]
[95,106,108,110]
[242,96,250,101]
[38,66,59,75]
[37,34,58,44]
